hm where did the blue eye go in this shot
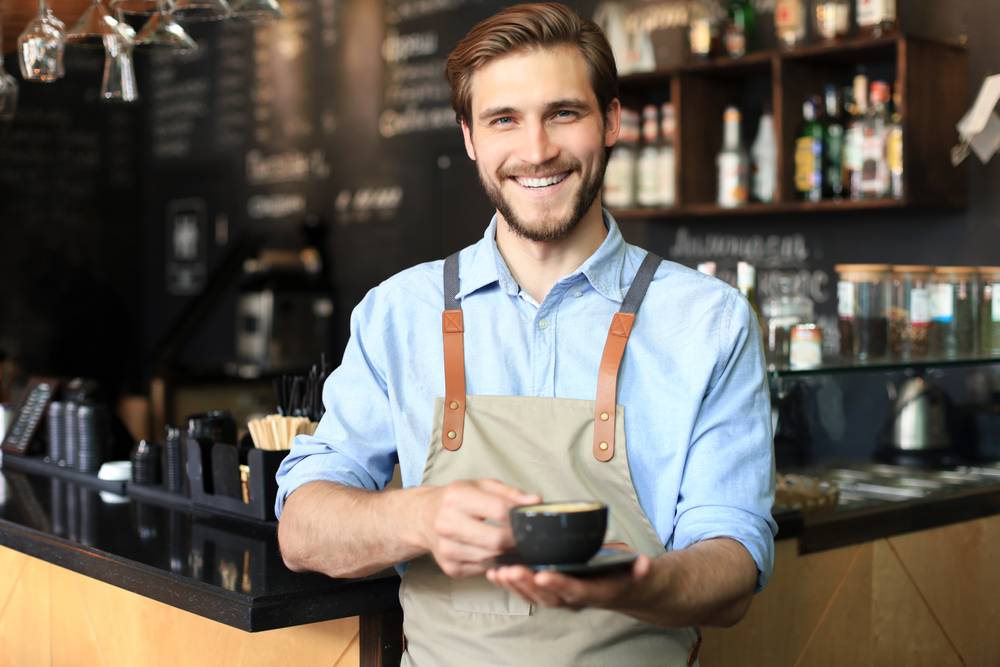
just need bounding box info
[554,110,578,119]
[492,116,514,127]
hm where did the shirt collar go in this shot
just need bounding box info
[455,210,628,303]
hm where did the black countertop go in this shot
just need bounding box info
[2,463,999,633]
[0,468,400,632]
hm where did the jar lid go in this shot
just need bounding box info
[835,263,890,280]
[934,266,978,275]
[891,265,933,273]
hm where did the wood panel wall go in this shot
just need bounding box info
[0,546,360,667]
[702,515,1000,666]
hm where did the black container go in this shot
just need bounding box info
[131,440,162,486]
[187,411,238,495]
[186,438,287,523]
[162,425,187,495]
[510,501,608,565]
[46,401,66,464]
[76,403,108,474]
[63,401,79,469]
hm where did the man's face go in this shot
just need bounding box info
[461,45,620,243]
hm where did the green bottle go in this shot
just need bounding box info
[795,98,824,202]
[725,0,755,58]
[823,85,845,199]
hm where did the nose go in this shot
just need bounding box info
[520,118,560,165]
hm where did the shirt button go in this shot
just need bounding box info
[538,319,549,330]
[574,290,583,298]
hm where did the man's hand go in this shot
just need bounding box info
[419,479,540,578]
[486,555,654,610]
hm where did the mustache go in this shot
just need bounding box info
[499,160,580,179]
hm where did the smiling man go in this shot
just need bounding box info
[275,4,776,665]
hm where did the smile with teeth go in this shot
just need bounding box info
[513,172,570,188]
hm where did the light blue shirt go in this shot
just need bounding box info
[276,212,778,588]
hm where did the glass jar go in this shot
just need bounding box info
[836,264,890,361]
[979,267,1000,356]
[775,0,807,48]
[814,0,850,41]
[889,265,931,360]
[762,274,815,368]
[929,267,978,359]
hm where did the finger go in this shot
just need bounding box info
[436,538,504,566]
[497,566,564,608]
[477,479,542,506]
[438,513,516,553]
[534,570,589,605]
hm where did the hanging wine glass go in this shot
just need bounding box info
[136,0,198,52]
[17,0,67,82]
[66,0,130,47]
[110,0,160,16]
[170,0,231,23]
[0,28,19,128]
[100,31,138,102]
[229,0,282,22]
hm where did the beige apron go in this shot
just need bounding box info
[399,252,700,667]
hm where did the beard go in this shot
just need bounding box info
[477,152,607,243]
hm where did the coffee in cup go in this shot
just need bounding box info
[510,500,607,564]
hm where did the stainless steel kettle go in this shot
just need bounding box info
[886,376,952,451]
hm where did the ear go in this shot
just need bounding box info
[461,120,477,161]
[604,98,622,148]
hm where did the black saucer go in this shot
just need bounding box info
[494,548,638,577]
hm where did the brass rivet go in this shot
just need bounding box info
[447,430,457,439]
[600,412,609,421]
[450,401,460,410]
[599,442,609,451]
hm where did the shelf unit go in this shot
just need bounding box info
[768,352,1000,379]
[613,33,968,220]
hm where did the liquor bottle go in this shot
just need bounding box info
[856,0,896,37]
[846,71,868,199]
[887,82,904,199]
[795,98,824,202]
[725,0,755,58]
[823,85,846,199]
[658,103,677,207]
[603,108,638,208]
[751,109,776,203]
[738,261,761,318]
[689,1,719,59]
[859,80,891,199]
[717,106,749,208]
[814,0,850,41]
[775,0,807,48]
[636,104,661,208]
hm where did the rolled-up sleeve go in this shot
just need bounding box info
[672,291,777,590]
[274,287,398,518]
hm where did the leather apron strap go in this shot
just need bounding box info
[440,251,662,460]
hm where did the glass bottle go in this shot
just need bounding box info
[751,109,776,203]
[856,0,897,37]
[775,0,807,48]
[738,261,761,321]
[930,267,978,359]
[814,0,850,41]
[846,71,868,199]
[658,103,677,207]
[836,264,890,361]
[980,267,1000,357]
[886,81,904,200]
[795,98,824,202]
[889,265,932,359]
[717,106,749,208]
[859,80,890,199]
[689,1,719,59]
[725,0,755,58]
[603,108,638,208]
[823,84,846,199]
[636,104,661,208]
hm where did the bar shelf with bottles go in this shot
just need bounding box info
[609,30,967,219]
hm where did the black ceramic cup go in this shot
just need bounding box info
[510,501,607,564]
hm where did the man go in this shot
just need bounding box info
[276,3,776,665]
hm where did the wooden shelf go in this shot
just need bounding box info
[615,33,968,215]
[612,198,912,220]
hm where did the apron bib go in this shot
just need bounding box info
[399,252,699,667]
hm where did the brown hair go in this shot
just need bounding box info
[444,2,619,127]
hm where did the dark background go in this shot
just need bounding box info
[0,0,997,462]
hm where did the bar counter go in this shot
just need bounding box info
[2,464,1000,665]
